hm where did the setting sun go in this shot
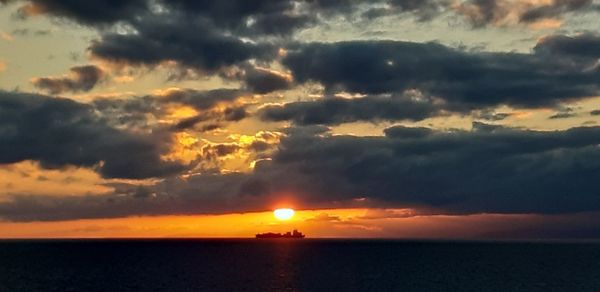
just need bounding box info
[273,208,295,220]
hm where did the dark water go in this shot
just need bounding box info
[1,239,600,292]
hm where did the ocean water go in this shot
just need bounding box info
[1,239,599,291]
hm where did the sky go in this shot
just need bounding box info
[0,0,600,239]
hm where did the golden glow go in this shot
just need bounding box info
[0,31,13,42]
[528,19,562,30]
[0,208,368,238]
[165,105,199,120]
[112,75,135,84]
[273,208,295,220]
[0,161,112,200]
[161,132,200,164]
[0,209,576,240]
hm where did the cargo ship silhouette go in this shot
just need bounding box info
[255,229,305,239]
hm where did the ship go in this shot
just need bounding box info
[255,229,305,239]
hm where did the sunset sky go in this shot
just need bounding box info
[1,0,600,239]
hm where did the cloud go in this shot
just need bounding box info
[157,88,246,111]
[476,110,514,121]
[0,91,186,179]
[259,94,442,125]
[358,208,419,219]
[161,0,314,36]
[282,39,600,109]
[92,88,250,130]
[88,13,277,73]
[160,89,251,130]
[549,107,578,119]
[519,0,594,23]
[454,0,597,27]
[5,0,306,34]
[3,123,600,221]
[3,0,600,230]
[534,33,600,59]
[91,95,160,130]
[7,0,598,37]
[32,65,105,94]
[15,0,596,96]
[6,0,312,39]
[12,0,147,24]
[171,107,248,131]
[237,66,293,94]
[549,112,577,119]
[306,213,342,222]
[6,0,450,33]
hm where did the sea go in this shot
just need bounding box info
[1,239,599,291]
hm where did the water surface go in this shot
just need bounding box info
[1,239,599,291]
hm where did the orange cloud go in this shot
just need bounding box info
[0,31,14,42]
[453,0,567,28]
[528,18,562,29]
[0,161,112,200]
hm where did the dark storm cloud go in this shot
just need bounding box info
[132,0,452,39]
[8,0,147,24]
[86,1,450,75]
[534,33,600,59]
[255,124,600,215]
[2,0,314,39]
[92,95,159,129]
[389,0,447,13]
[158,88,245,110]
[223,107,248,121]
[3,123,600,221]
[457,0,500,27]
[259,95,441,125]
[282,40,600,109]
[32,65,105,94]
[239,66,293,94]
[15,0,596,91]
[171,107,248,131]
[5,0,450,31]
[162,0,314,36]
[89,14,277,73]
[3,0,600,228]
[5,0,314,37]
[314,0,448,21]
[0,91,185,179]
[6,0,596,37]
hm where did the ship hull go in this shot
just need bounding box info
[255,230,306,239]
[255,235,305,239]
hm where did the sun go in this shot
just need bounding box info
[273,208,295,220]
